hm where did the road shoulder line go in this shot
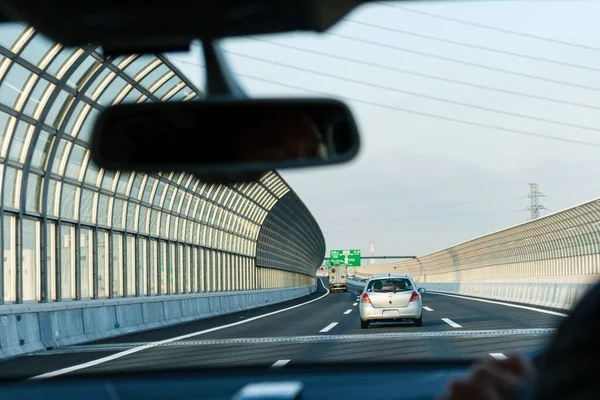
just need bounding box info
[428,291,568,317]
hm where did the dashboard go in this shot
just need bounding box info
[0,361,475,400]
[0,348,543,399]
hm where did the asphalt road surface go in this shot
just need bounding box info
[0,278,564,379]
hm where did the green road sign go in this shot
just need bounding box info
[329,249,361,267]
[328,258,343,266]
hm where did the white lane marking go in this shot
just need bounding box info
[31,279,331,380]
[344,309,352,315]
[271,359,291,368]
[423,306,434,311]
[490,353,507,360]
[428,291,568,317]
[442,318,462,328]
[320,322,339,332]
[352,303,358,306]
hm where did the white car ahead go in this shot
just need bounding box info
[359,274,425,329]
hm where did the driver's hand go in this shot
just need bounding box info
[437,354,533,400]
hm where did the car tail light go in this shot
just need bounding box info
[409,291,420,302]
[361,293,371,303]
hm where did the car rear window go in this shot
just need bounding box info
[367,278,413,293]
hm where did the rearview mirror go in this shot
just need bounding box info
[90,98,360,181]
[418,288,426,294]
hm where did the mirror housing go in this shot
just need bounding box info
[90,97,360,182]
[418,288,426,294]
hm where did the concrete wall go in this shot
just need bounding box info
[418,282,595,310]
[0,284,317,360]
[347,278,594,310]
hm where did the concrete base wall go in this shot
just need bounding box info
[0,285,317,360]
[347,278,596,311]
[418,282,595,310]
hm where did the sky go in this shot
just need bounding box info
[168,0,600,261]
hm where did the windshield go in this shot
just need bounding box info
[0,0,596,379]
[367,278,413,293]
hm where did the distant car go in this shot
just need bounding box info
[359,274,424,329]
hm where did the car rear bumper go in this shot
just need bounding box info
[359,301,422,321]
[330,284,347,291]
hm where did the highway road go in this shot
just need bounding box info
[0,278,565,380]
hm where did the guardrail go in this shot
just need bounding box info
[346,279,365,292]
[417,281,591,310]
[0,284,317,360]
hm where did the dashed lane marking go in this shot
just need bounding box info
[442,318,462,328]
[320,322,339,332]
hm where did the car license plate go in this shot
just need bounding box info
[383,310,399,318]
